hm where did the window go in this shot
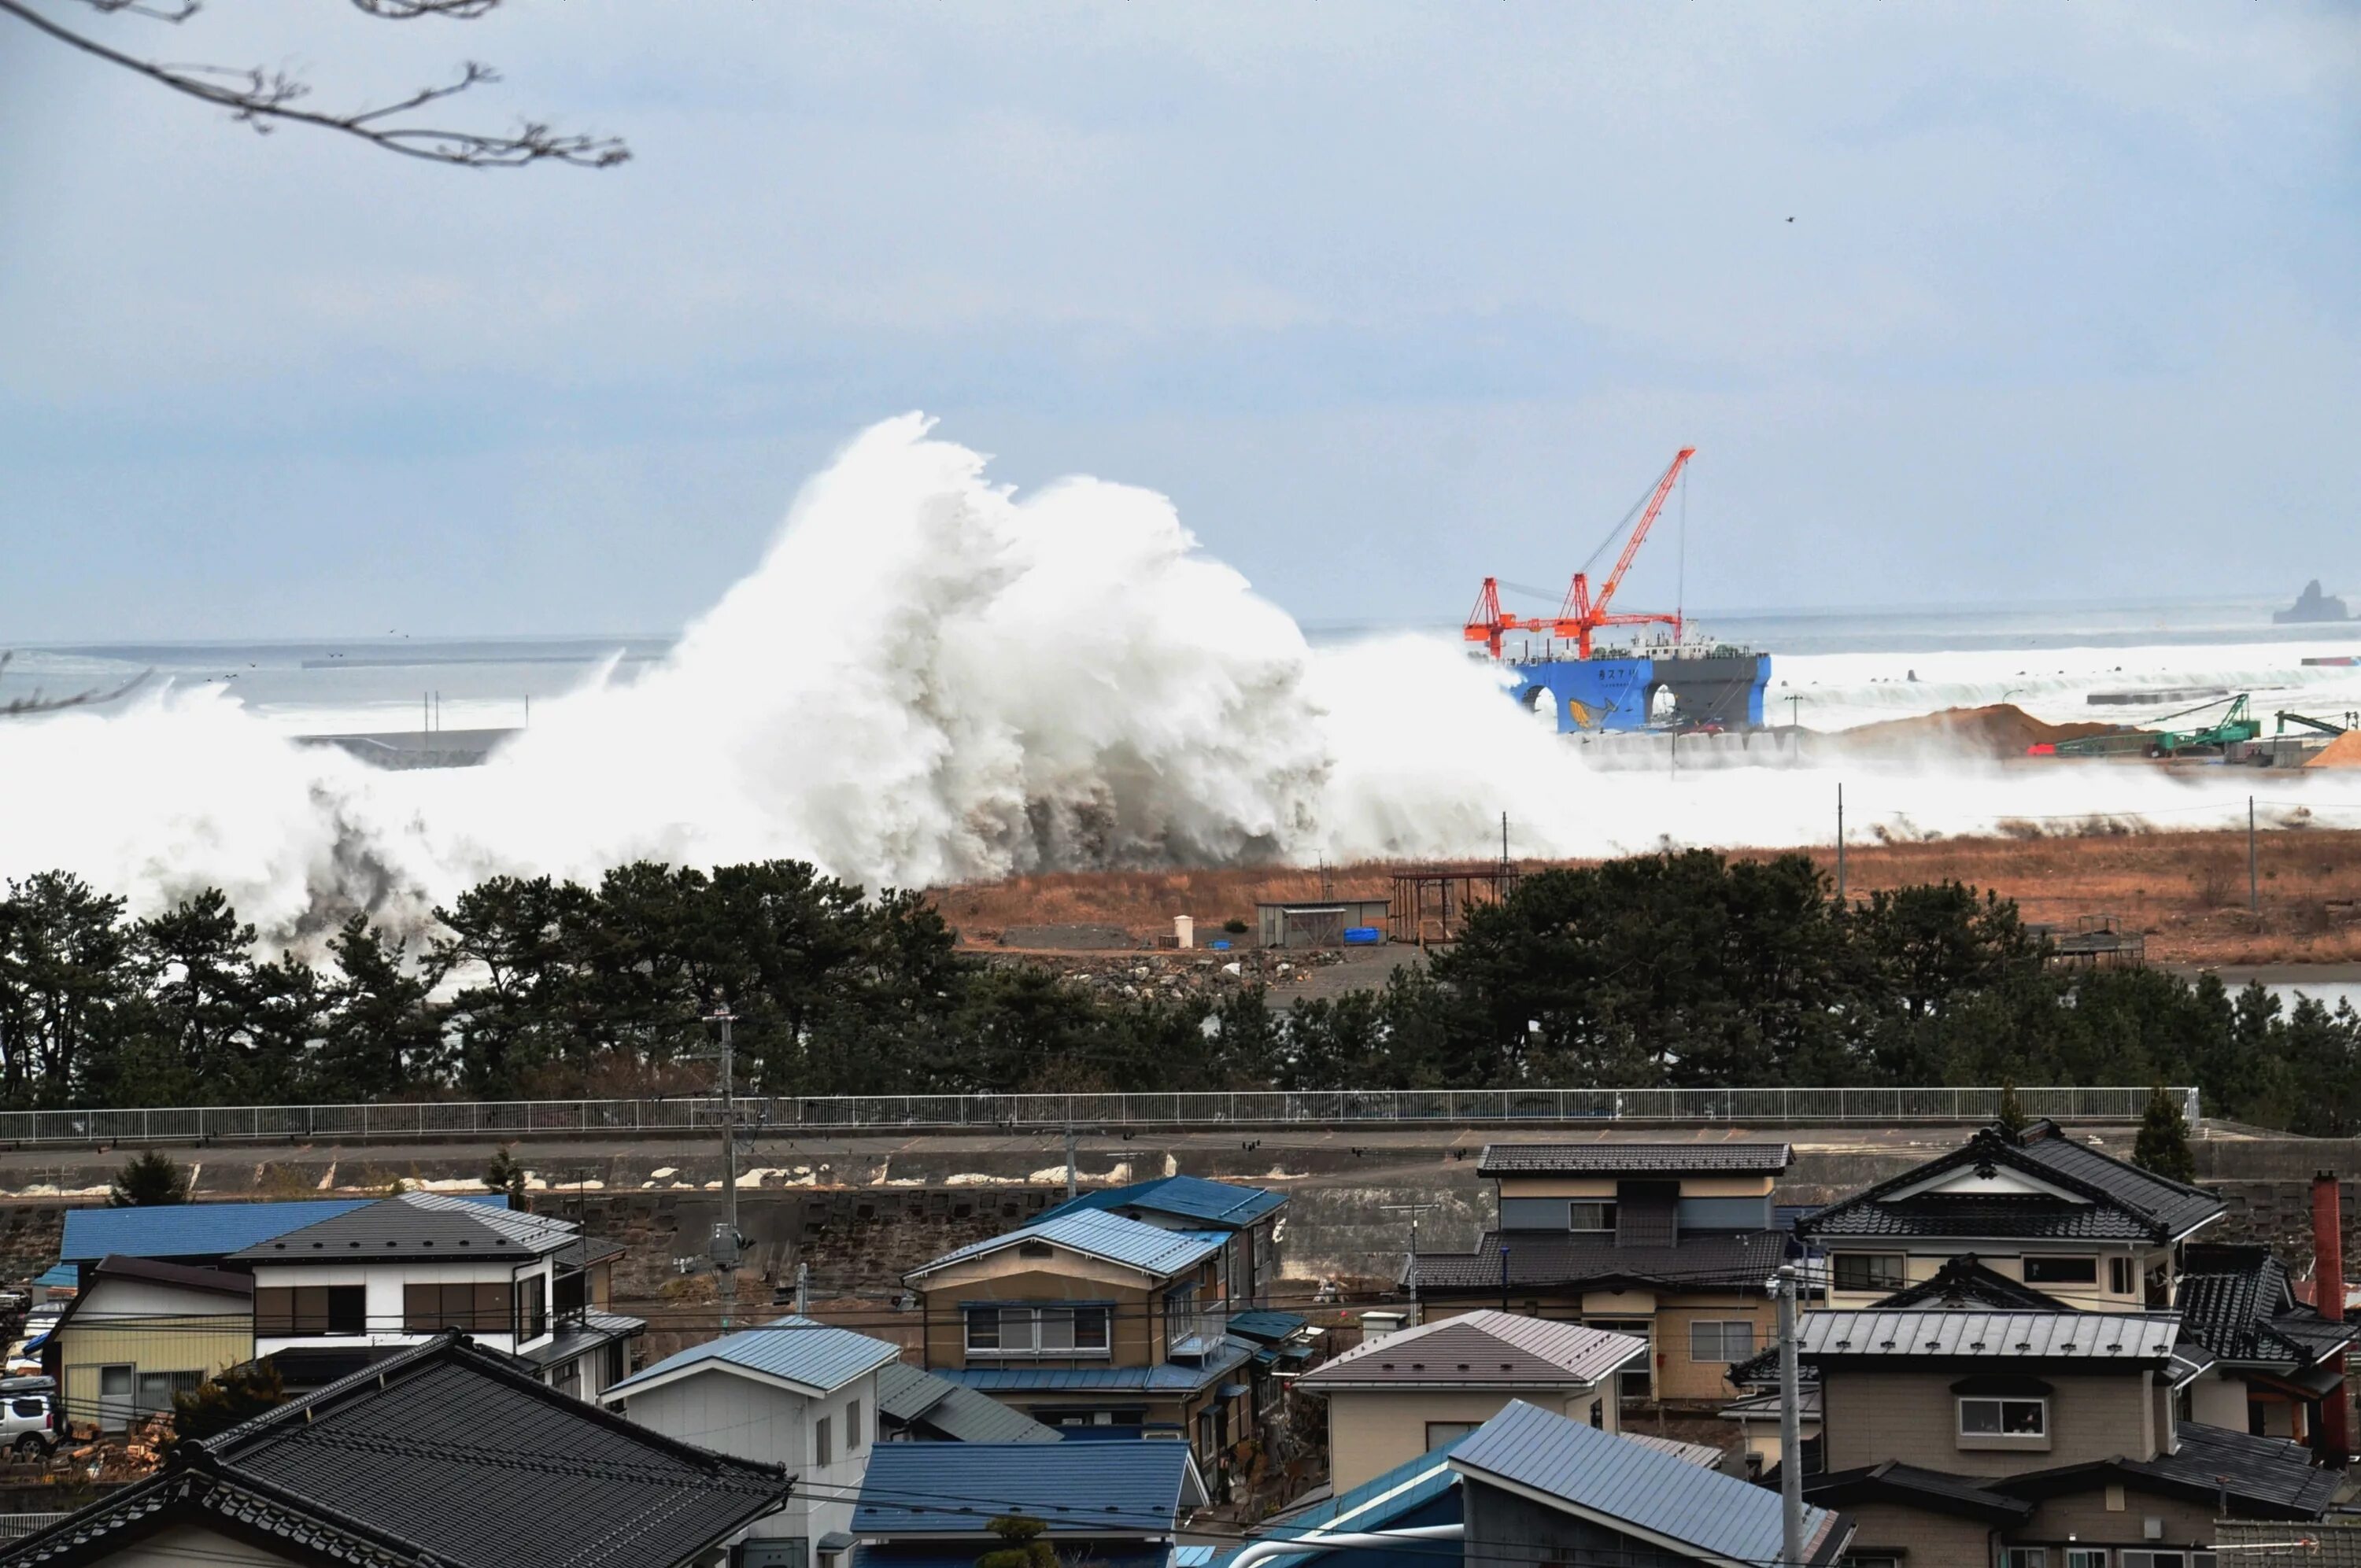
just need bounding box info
[1567,1201,1616,1233]
[1587,1398,1603,1429]
[98,1367,131,1398]
[604,1341,628,1389]
[815,1414,833,1467]
[2065,1551,2109,1568]
[965,1305,1110,1357]
[1689,1321,1756,1363]
[2110,1256,2135,1294]
[2123,1555,2219,1568]
[9,1398,42,1420]
[1425,1421,1481,1452]
[257,1285,366,1336]
[2001,1551,2047,1568]
[1843,1558,1901,1568]
[1833,1254,1907,1293]
[403,1282,512,1334]
[135,1371,200,1415]
[1589,1319,1652,1400]
[844,1397,863,1453]
[2024,1256,2099,1285]
[1959,1396,2048,1446]
[515,1275,549,1341]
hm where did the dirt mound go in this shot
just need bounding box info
[2308,730,2361,769]
[1831,704,2125,760]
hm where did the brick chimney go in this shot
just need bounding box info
[2313,1171,2350,1459]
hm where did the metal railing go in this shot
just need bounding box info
[0,1087,2194,1146]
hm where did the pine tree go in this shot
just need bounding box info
[2134,1083,2196,1182]
[108,1149,190,1207]
[975,1517,1055,1568]
[170,1360,285,1455]
[1996,1080,2028,1138]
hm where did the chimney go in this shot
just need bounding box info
[2313,1171,2351,1459]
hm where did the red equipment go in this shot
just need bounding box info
[1465,446,1698,660]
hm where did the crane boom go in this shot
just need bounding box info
[1556,447,1695,658]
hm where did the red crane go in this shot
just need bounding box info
[1463,446,1697,661]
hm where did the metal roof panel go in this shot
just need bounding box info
[853,1442,1202,1537]
[607,1315,898,1398]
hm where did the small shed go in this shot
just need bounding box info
[1257,900,1391,949]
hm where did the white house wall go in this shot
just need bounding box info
[615,1366,880,1548]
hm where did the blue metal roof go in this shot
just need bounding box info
[1225,1310,1307,1346]
[859,1551,1171,1568]
[933,1343,1249,1396]
[31,1264,76,1289]
[1450,1401,1846,1565]
[911,1209,1227,1281]
[606,1315,898,1398]
[853,1441,1204,1537]
[1246,1440,1467,1568]
[1038,1175,1285,1230]
[61,1200,372,1263]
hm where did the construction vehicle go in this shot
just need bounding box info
[2275,710,2355,738]
[1465,447,1698,660]
[2145,694,2259,758]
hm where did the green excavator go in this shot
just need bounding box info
[2142,693,2259,758]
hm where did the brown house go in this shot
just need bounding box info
[1408,1142,1792,1406]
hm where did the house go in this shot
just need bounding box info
[903,1197,1273,1468]
[1243,1439,1470,1568]
[56,1200,375,1279]
[0,1332,791,1568]
[1407,1142,1794,1405]
[604,1315,898,1568]
[1036,1174,1289,1314]
[1799,1120,2224,1312]
[1293,1310,1644,1490]
[874,1362,1064,1444]
[226,1192,641,1396]
[1447,1399,1853,1566]
[1794,1308,2337,1565]
[2173,1242,2355,1448]
[852,1439,1207,1568]
[43,1256,253,1433]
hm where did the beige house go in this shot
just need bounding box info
[1294,1309,1643,1490]
[46,1256,253,1433]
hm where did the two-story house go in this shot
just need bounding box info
[228,1192,642,1396]
[2172,1242,2355,1448]
[1795,1308,2336,1566]
[903,1204,1255,1469]
[1036,1175,1288,1308]
[43,1256,253,1433]
[1408,1142,1794,1405]
[604,1315,900,1568]
[1800,1120,2225,1312]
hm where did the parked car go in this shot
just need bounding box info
[0,1380,59,1457]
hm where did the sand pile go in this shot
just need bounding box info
[1831,704,2126,760]
[2307,730,2361,769]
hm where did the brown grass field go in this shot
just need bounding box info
[929,827,2361,967]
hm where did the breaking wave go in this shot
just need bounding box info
[0,416,2348,939]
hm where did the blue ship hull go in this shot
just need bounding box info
[1506,652,1771,734]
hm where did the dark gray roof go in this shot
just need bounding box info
[874,1362,1063,1444]
[1871,1255,2071,1312]
[1299,1310,1644,1389]
[1798,1310,2180,1365]
[1994,1421,2340,1520]
[230,1193,578,1264]
[0,1334,790,1567]
[1479,1142,1793,1176]
[1449,1400,1850,1566]
[1800,1121,2223,1244]
[1805,1461,2033,1524]
[2176,1245,2356,1369]
[1410,1228,1787,1293]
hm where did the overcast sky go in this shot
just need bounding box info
[3,2,2356,640]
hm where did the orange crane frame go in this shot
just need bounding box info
[1464,446,1697,660]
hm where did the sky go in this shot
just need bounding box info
[2,2,2357,640]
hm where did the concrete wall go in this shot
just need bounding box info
[1821,1368,2156,1476]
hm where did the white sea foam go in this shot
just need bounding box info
[2,415,2357,935]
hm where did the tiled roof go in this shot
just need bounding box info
[0,1334,789,1568]
[1805,1461,2032,1524]
[1449,1401,1849,1566]
[1869,1255,2071,1312]
[1798,1309,2180,1363]
[933,1343,1250,1396]
[1993,1421,2340,1519]
[1038,1175,1285,1230]
[853,1441,1206,1537]
[1479,1142,1793,1176]
[1799,1121,2223,1244]
[606,1315,897,1398]
[1299,1310,1643,1389]
[874,1362,1062,1444]
[1223,1310,1308,1346]
[908,1208,1226,1282]
[61,1199,370,1262]
[2175,1245,2355,1368]
[230,1193,578,1264]
[1409,1228,1787,1293]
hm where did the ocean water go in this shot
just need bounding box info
[2,415,2356,939]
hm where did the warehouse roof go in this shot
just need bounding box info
[0,1334,789,1568]
[1798,1310,2180,1364]
[61,1199,370,1263]
[1450,1401,1850,1567]
[1299,1310,1643,1390]
[606,1315,898,1400]
[874,1362,1062,1444]
[1037,1175,1285,1230]
[1800,1121,2222,1244]
[853,1441,1206,1537]
[907,1208,1227,1282]
[1478,1142,1793,1177]
[1409,1228,1787,1293]
[230,1193,578,1264]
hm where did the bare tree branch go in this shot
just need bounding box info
[6,0,628,168]
[0,653,154,718]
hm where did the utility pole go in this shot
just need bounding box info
[1500,811,1509,873]
[706,1002,742,1330]
[1835,784,1847,906]
[1380,1202,1438,1323]
[1777,1263,1804,1568]
[2249,796,2259,912]
[793,1260,810,1315]
[1064,1120,1078,1203]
